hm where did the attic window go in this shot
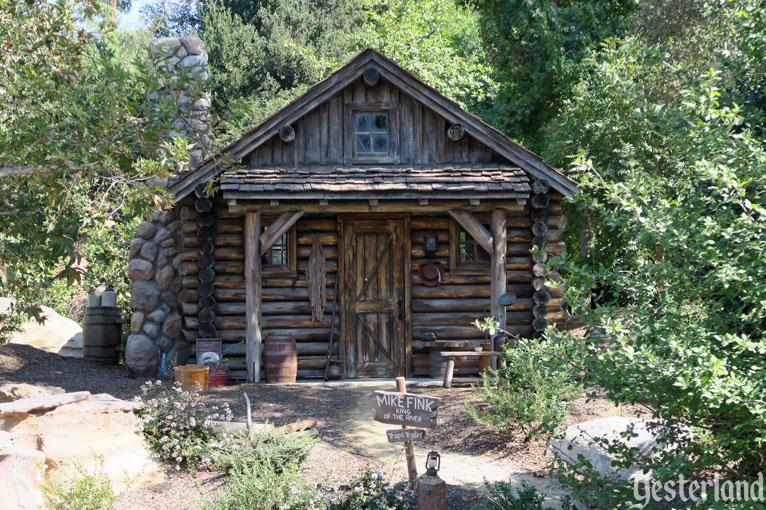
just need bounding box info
[355,113,388,154]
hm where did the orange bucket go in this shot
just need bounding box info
[175,365,210,391]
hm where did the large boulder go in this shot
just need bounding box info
[130,281,161,312]
[549,417,687,482]
[125,334,160,376]
[0,431,46,510]
[9,305,83,358]
[0,392,165,503]
[0,382,64,403]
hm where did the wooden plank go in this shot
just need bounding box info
[328,93,344,164]
[449,210,493,255]
[260,211,305,251]
[244,212,262,383]
[386,429,425,443]
[369,390,440,428]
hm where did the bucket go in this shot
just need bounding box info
[263,337,297,383]
[208,366,229,388]
[175,365,210,391]
[82,307,122,365]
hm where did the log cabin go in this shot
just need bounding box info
[126,48,578,382]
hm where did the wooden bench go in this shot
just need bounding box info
[439,351,498,388]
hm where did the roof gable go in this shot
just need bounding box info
[168,49,578,200]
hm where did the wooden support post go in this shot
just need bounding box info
[396,376,418,485]
[491,209,507,370]
[245,212,263,383]
[443,358,455,388]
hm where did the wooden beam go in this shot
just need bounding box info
[244,212,262,383]
[490,209,507,370]
[260,211,304,252]
[449,210,493,255]
[229,200,527,215]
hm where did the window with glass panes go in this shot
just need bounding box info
[354,112,388,155]
[262,232,288,266]
[260,222,296,276]
[450,218,491,274]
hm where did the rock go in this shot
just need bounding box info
[549,417,687,483]
[171,253,182,269]
[130,281,161,312]
[128,259,154,281]
[10,306,83,358]
[175,44,187,59]
[125,335,159,376]
[156,334,173,353]
[0,383,65,403]
[179,34,203,55]
[130,311,144,334]
[151,37,180,56]
[167,220,182,235]
[153,227,171,245]
[166,340,190,369]
[129,238,144,260]
[193,96,211,111]
[147,309,167,323]
[0,433,46,510]
[161,313,182,339]
[139,241,159,262]
[0,391,90,418]
[136,221,157,240]
[141,321,159,337]
[160,246,176,257]
[161,291,178,309]
[156,265,175,290]
[1,393,164,500]
[182,54,208,68]
[161,237,176,248]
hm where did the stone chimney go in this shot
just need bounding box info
[124,35,212,377]
[149,34,212,171]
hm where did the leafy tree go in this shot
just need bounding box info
[0,0,196,337]
[141,0,200,37]
[348,0,499,122]
[465,0,636,147]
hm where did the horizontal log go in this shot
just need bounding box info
[223,341,332,357]
[262,328,333,341]
[297,233,336,246]
[229,201,527,215]
[295,218,337,232]
[413,325,533,340]
[296,245,338,259]
[181,261,244,277]
[413,311,532,327]
[215,301,318,316]
[413,354,476,369]
[411,339,484,350]
[411,297,532,312]
[413,283,532,299]
[262,278,336,288]
[214,288,245,302]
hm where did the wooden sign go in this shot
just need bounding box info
[369,391,440,429]
[386,429,425,443]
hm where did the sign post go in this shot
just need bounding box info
[396,377,418,483]
[368,377,441,486]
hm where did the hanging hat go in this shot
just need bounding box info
[418,262,443,287]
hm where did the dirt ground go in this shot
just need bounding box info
[0,344,644,509]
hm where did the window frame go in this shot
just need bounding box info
[449,217,492,275]
[344,102,399,164]
[261,220,297,278]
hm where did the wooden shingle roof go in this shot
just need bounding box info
[220,164,530,200]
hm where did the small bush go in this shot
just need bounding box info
[202,459,317,510]
[467,337,582,441]
[212,428,317,475]
[479,481,577,510]
[135,380,232,470]
[324,466,415,510]
[44,463,116,510]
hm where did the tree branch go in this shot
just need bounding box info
[0,165,52,178]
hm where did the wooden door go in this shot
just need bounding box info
[342,220,405,378]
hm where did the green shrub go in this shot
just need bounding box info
[135,381,232,470]
[478,481,577,510]
[44,463,116,510]
[467,336,583,441]
[324,466,414,510]
[212,428,317,475]
[202,459,317,510]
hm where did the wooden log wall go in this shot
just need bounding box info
[244,77,503,168]
[411,210,537,378]
[178,199,338,379]
[176,194,567,380]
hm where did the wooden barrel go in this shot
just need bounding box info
[83,307,122,365]
[175,365,209,391]
[263,337,297,383]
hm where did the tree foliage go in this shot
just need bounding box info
[0,0,193,335]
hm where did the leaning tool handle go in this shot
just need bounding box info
[324,278,339,380]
